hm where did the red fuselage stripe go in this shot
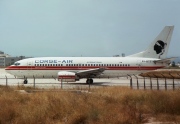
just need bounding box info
[5,66,164,70]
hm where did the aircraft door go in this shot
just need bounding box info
[137,60,141,70]
[27,61,33,70]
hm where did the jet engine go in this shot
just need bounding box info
[58,71,78,82]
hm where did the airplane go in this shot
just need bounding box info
[5,26,175,84]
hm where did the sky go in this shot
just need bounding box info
[0,0,180,57]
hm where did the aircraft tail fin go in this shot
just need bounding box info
[128,26,174,59]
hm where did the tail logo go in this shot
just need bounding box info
[154,40,167,58]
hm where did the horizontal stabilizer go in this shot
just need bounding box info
[153,57,178,63]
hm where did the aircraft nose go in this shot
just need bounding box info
[5,67,9,70]
[5,66,13,72]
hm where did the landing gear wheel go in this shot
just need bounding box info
[24,80,28,84]
[86,78,93,84]
[86,79,90,84]
[90,78,93,84]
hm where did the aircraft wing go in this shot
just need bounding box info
[154,57,178,63]
[76,68,105,78]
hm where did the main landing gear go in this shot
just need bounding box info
[23,79,28,84]
[86,78,93,84]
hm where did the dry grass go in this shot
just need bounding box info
[140,69,180,79]
[0,86,180,124]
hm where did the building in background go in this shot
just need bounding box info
[0,51,30,67]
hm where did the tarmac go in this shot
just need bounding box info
[0,68,180,90]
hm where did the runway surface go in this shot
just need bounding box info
[0,68,180,90]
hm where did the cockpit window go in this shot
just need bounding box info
[14,63,20,66]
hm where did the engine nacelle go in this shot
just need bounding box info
[58,71,77,82]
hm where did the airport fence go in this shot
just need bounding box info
[0,75,179,91]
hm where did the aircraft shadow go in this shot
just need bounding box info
[64,82,109,86]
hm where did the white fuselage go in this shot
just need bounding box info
[5,57,166,79]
